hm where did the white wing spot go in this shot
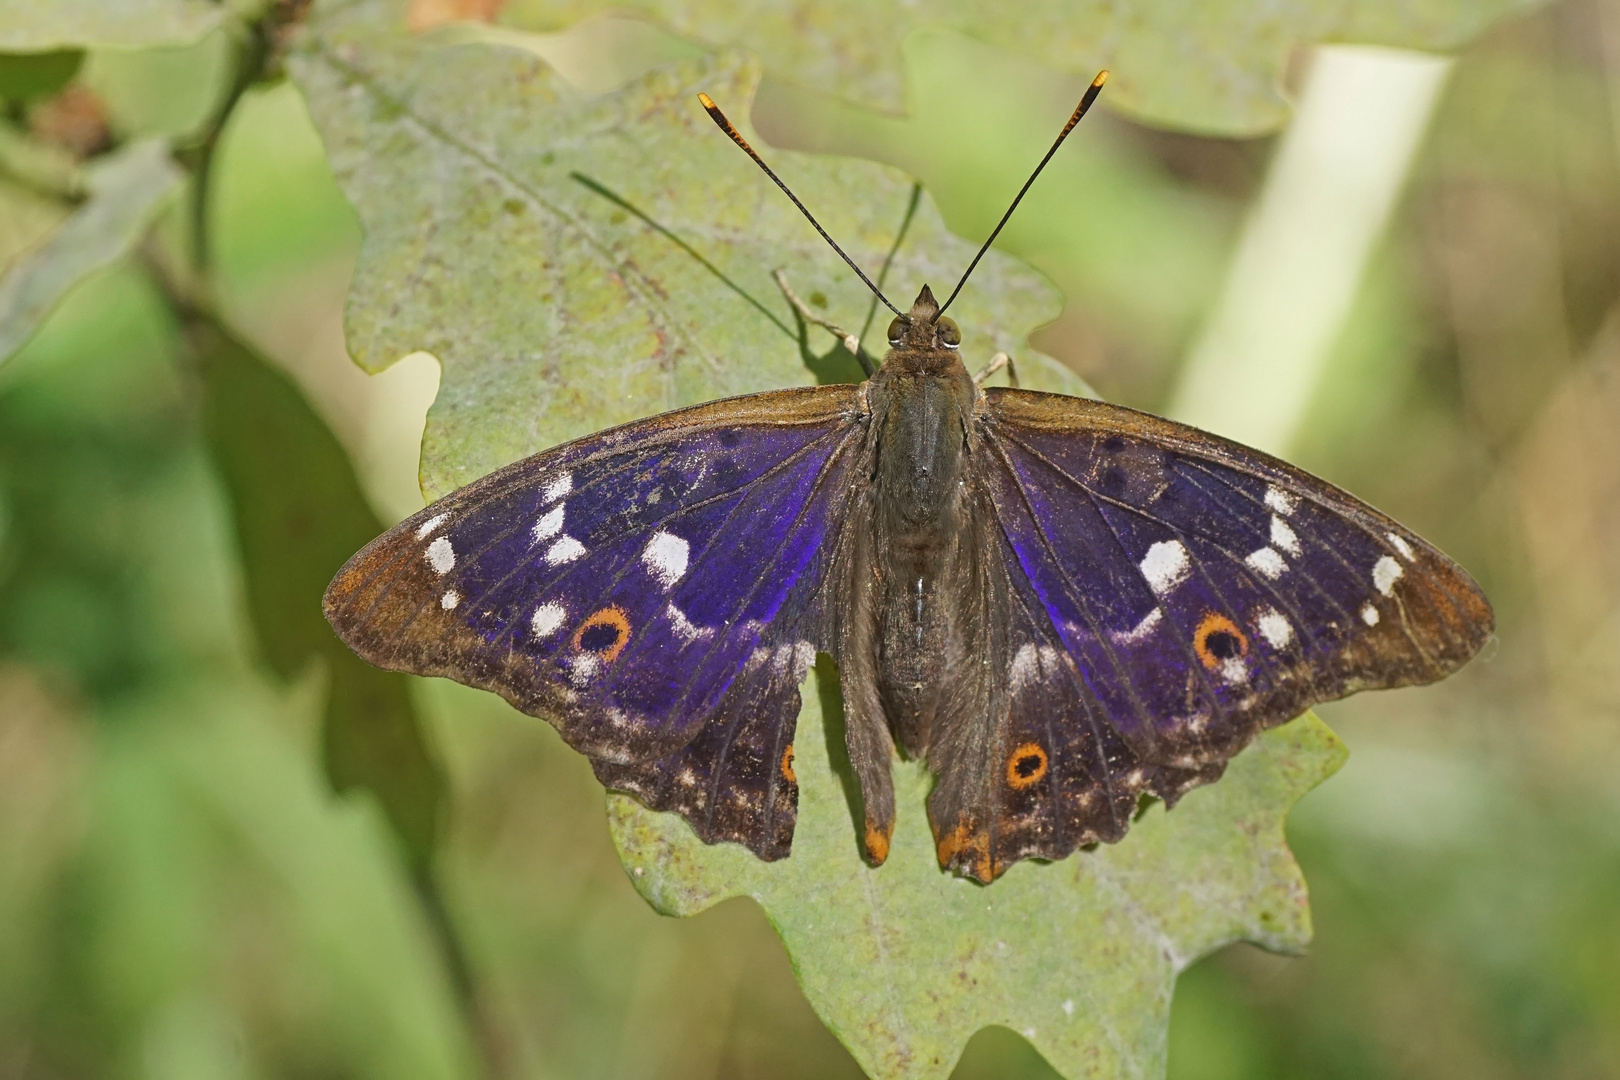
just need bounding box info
[1361,603,1380,626]
[1264,486,1297,515]
[440,590,460,610]
[543,472,572,503]
[1113,608,1162,644]
[1373,555,1403,596]
[1010,643,1059,692]
[1009,644,1039,691]
[1270,515,1301,556]
[1139,540,1190,595]
[531,602,567,639]
[1245,547,1287,579]
[1256,607,1293,649]
[545,536,586,565]
[415,513,448,539]
[532,503,565,543]
[425,536,455,575]
[641,530,690,588]
[1219,657,1249,684]
[567,652,600,686]
[665,604,711,644]
[1387,533,1415,561]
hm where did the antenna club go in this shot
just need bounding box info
[1093,70,1109,88]
[697,92,716,109]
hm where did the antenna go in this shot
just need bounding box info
[934,70,1109,320]
[697,93,902,317]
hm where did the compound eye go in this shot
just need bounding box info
[887,316,907,345]
[936,316,961,349]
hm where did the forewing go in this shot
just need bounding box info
[324,387,864,858]
[933,388,1492,879]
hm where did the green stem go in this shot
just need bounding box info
[186,17,273,276]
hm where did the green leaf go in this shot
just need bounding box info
[0,0,222,51]
[191,318,446,867]
[503,0,1547,135]
[613,660,1346,1080]
[289,0,1086,500]
[0,49,84,101]
[0,137,181,364]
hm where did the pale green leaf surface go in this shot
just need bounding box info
[0,0,221,50]
[613,663,1346,1080]
[290,0,1085,499]
[504,0,1545,135]
[0,137,181,364]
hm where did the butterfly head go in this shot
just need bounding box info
[886,285,962,353]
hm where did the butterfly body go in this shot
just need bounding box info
[832,284,987,859]
[325,283,1492,883]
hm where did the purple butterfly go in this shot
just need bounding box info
[325,75,1492,882]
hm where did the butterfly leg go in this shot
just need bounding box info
[774,269,878,376]
[973,352,1019,387]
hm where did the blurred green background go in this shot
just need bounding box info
[2,0,1618,1078]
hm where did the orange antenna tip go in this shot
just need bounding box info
[697,92,716,110]
[1092,70,1109,88]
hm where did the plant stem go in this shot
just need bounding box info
[186,17,273,275]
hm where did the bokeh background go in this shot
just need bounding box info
[2,0,1618,1078]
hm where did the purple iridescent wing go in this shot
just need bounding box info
[928,388,1493,880]
[324,387,864,859]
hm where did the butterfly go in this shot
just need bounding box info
[324,74,1493,883]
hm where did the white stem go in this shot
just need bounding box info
[1166,45,1454,455]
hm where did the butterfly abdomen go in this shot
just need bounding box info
[862,362,980,753]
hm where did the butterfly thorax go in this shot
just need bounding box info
[861,286,980,756]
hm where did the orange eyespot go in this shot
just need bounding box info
[780,743,796,784]
[1193,612,1247,670]
[572,605,632,663]
[936,316,960,349]
[1006,742,1048,789]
